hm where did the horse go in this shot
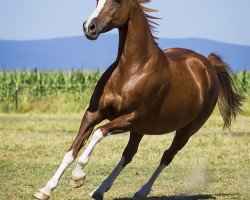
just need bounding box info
[33,0,244,199]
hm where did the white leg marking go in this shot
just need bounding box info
[95,157,125,195]
[39,150,74,196]
[85,0,107,29]
[135,164,166,197]
[71,129,104,180]
[71,163,86,180]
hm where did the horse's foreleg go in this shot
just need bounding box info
[68,112,139,200]
[91,132,143,199]
[69,127,104,188]
[33,111,100,200]
[134,130,192,199]
[68,127,94,188]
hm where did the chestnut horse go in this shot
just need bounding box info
[33,0,243,199]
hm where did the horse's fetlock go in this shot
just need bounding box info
[47,180,58,190]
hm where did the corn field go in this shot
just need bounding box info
[233,70,250,94]
[0,70,249,113]
[0,70,101,112]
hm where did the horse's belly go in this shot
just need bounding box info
[136,106,199,134]
[135,82,203,134]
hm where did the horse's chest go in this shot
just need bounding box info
[99,94,121,120]
[101,88,140,118]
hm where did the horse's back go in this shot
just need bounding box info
[164,48,217,81]
[164,48,210,65]
[164,47,197,57]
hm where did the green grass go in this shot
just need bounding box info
[0,113,249,199]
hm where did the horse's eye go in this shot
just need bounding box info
[113,0,121,4]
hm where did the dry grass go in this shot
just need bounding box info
[0,113,249,200]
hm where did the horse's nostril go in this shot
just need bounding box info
[89,23,96,34]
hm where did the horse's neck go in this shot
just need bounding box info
[116,5,159,69]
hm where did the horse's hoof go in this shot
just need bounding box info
[133,191,148,200]
[69,176,86,188]
[32,190,50,200]
[89,189,104,200]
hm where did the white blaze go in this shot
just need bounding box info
[85,0,107,29]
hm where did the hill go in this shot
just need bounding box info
[0,35,249,71]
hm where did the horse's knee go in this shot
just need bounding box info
[63,150,75,165]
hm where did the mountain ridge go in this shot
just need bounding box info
[0,34,249,71]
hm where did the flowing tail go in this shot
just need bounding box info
[208,53,245,129]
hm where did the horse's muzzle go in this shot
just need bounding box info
[83,21,99,40]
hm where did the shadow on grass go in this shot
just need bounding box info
[115,194,216,200]
[115,193,241,200]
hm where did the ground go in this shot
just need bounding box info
[0,113,249,200]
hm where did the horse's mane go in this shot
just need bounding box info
[137,0,159,38]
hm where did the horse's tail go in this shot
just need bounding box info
[208,53,244,129]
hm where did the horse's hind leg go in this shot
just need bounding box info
[133,112,213,199]
[33,111,100,200]
[133,87,218,199]
[91,132,143,200]
[133,128,193,199]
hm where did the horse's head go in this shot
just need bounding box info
[83,0,130,40]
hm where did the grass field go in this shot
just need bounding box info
[0,113,249,200]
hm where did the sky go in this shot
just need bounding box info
[0,0,250,45]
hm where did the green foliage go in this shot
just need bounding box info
[0,70,249,113]
[0,70,101,113]
[233,70,250,94]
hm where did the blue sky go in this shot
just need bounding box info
[0,0,249,45]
